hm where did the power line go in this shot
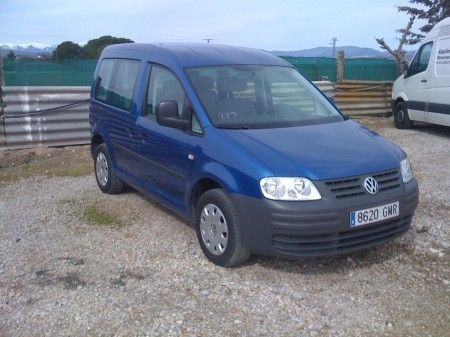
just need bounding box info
[202,38,214,44]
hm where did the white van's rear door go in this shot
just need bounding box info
[428,34,450,126]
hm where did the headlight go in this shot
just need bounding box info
[400,157,413,183]
[260,177,321,201]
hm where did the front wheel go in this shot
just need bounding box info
[394,101,413,129]
[195,189,250,267]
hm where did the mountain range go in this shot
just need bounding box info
[0,44,416,59]
[271,45,416,60]
[0,44,55,57]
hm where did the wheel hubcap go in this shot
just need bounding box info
[96,152,108,186]
[200,203,228,255]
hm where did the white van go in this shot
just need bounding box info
[392,17,450,128]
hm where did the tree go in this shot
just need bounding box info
[376,0,449,76]
[81,36,134,59]
[376,16,416,76]
[6,50,16,59]
[398,0,450,38]
[53,41,82,59]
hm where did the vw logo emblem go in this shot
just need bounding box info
[363,177,379,195]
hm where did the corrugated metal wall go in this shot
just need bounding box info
[0,81,334,149]
[2,86,90,149]
[335,80,392,116]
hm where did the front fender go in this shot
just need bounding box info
[394,91,409,102]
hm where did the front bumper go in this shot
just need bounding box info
[231,179,418,257]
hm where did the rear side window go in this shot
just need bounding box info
[95,59,115,102]
[94,59,140,112]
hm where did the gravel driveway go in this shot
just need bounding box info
[0,117,449,337]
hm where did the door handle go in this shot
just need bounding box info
[139,132,150,142]
[421,79,427,83]
[125,127,133,137]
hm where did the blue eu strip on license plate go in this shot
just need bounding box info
[350,201,400,227]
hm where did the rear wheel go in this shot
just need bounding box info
[195,189,249,267]
[394,101,413,129]
[94,143,124,194]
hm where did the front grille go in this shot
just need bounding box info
[325,169,401,199]
[272,215,412,256]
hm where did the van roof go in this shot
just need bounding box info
[100,43,289,68]
[424,17,450,40]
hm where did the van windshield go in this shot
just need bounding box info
[186,65,343,129]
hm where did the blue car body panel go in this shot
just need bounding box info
[220,119,404,180]
[89,42,416,240]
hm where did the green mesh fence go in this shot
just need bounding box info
[282,57,337,81]
[3,59,97,86]
[2,57,397,86]
[343,58,397,81]
[281,57,397,82]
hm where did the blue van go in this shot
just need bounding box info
[89,43,418,267]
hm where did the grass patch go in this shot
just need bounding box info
[48,164,92,178]
[0,162,92,184]
[82,206,121,227]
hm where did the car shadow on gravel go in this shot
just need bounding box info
[246,241,414,275]
[408,123,450,138]
[123,187,194,228]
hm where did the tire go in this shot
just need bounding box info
[195,189,250,267]
[93,143,124,194]
[394,101,413,129]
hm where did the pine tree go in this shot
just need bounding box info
[398,0,450,38]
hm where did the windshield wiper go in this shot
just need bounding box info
[215,125,249,130]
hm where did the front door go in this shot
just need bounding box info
[135,64,203,210]
[403,41,433,122]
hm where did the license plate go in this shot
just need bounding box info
[350,201,399,227]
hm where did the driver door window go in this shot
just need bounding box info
[408,42,433,77]
[145,65,186,119]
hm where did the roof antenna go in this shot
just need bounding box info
[202,39,214,44]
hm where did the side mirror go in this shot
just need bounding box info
[402,62,409,77]
[156,100,189,130]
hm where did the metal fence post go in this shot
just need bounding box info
[0,57,6,147]
[336,51,345,83]
[0,57,4,87]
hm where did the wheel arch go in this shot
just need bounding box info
[394,92,408,104]
[90,132,104,157]
[190,177,224,216]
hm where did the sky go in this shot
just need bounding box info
[0,0,424,51]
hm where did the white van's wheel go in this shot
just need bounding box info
[394,101,413,129]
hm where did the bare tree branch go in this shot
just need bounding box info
[375,16,416,76]
[375,38,396,56]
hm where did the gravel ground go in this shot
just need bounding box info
[0,117,449,337]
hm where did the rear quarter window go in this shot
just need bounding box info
[94,59,140,112]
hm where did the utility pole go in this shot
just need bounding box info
[330,37,338,58]
[202,39,214,44]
